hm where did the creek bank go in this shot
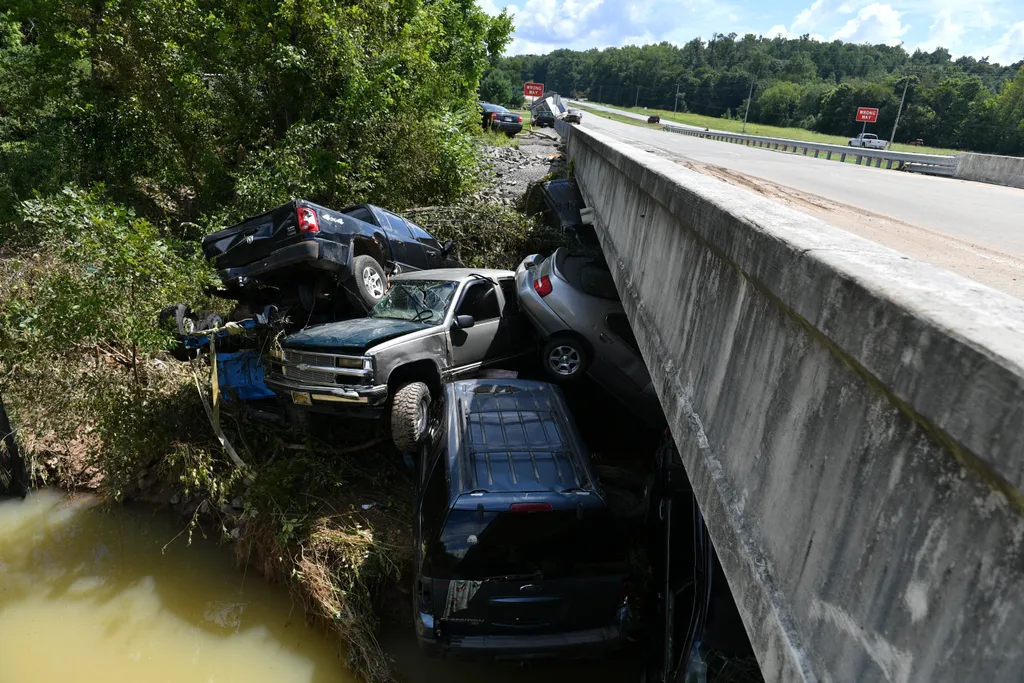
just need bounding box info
[3,132,573,683]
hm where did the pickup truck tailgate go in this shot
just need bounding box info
[202,201,306,270]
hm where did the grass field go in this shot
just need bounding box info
[578,102,959,157]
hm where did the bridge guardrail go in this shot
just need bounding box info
[662,123,956,175]
[568,100,957,177]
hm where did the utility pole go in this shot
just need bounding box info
[635,84,640,108]
[674,83,680,114]
[742,76,755,133]
[887,74,911,150]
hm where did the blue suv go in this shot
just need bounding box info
[412,379,631,659]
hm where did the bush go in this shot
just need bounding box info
[0,188,218,495]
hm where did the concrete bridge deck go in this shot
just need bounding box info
[555,120,1024,683]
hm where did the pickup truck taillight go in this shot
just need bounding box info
[297,207,320,234]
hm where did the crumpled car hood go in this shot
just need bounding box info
[282,317,431,351]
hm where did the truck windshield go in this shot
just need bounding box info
[370,280,459,325]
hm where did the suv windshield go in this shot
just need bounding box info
[427,508,627,581]
[370,280,459,325]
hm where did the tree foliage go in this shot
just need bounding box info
[0,1,513,222]
[495,33,1024,154]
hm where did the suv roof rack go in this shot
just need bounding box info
[448,380,593,495]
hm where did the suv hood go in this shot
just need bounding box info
[283,317,431,352]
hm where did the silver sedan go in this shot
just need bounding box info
[515,248,664,424]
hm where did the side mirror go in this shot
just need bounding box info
[453,314,475,329]
[441,240,455,258]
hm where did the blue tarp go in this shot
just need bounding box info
[216,350,275,401]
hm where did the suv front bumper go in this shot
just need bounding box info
[264,374,388,408]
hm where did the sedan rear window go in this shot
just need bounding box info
[428,509,627,581]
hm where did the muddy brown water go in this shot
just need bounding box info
[0,491,640,683]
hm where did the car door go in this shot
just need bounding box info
[381,210,429,271]
[449,280,504,373]
[406,219,445,269]
[497,276,533,352]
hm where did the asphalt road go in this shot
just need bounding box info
[575,110,1024,259]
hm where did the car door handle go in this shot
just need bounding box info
[425,249,438,256]
[598,334,614,345]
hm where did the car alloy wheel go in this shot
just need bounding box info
[548,344,582,376]
[362,266,384,300]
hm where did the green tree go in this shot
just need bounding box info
[758,81,802,125]
[0,0,515,222]
[480,69,515,106]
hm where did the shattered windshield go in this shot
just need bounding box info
[369,280,459,325]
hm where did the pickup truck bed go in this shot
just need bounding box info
[201,200,459,321]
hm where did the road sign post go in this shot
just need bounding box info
[855,106,879,136]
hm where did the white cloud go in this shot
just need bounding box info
[764,0,828,40]
[505,0,608,42]
[984,21,1024,65]
[477,0,502,15]
[765,24,795,39]
[792,0,825,32]
[831,3,910,45]
[912,9,964,52]
[507,38,559,54]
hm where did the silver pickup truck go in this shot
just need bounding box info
[266,268,534,451]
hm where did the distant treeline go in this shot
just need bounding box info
[483,34,1024,155]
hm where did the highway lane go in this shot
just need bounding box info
[575,111,1024,259]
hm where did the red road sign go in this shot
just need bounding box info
[856,107,879,123]
[524,82,544,98]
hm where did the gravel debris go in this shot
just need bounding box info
[472,132,566,206]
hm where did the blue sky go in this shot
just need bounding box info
[478,0,1024,65]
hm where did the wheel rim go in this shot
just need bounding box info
[548,345,581,376]
[417,397,429,433]
[362,267,384,300]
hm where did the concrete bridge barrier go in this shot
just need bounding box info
[954,152,1024,189]
[556,120,1024,683]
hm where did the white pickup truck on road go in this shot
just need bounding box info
[848,133,887,149]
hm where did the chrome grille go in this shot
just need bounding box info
[278,349,369,386]
[282,366,336,385]
[285,350,335,367]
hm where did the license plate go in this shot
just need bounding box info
[290,391,312,405]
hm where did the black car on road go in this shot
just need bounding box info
[202,200,458,322]
[533,110,556,128]
[479,102,523,137]
[413,379,631,659]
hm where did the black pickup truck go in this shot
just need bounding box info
[202,200,458,321]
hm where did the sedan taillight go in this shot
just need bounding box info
[534,275,552,297]
[518,115,523,123]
